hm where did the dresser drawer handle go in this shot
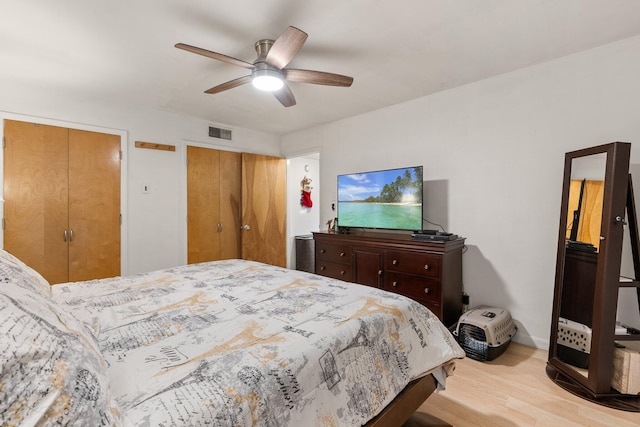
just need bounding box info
[320,249,326,253]
[378,270,383,276]
[320,266,326,271]
[424,287,430,294]
[392,259,398,265]
[424,264,430,270]
[392,281,398,287]
[340,252,346,257]
[340,270,346,276]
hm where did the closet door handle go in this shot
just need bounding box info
[69,230,74,242]
[63,229,68,242]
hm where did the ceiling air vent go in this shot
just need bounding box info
[209,126,232,141]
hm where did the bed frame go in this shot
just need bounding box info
[364,374,452,427]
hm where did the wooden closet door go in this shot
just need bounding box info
[68,129,121,282]
[187,147,241,263]
[219,150,241,259]
[241,153,286,267]
[187,146,221,263]
[3,120,70,284]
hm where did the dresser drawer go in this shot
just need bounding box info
[316,260,352,281]
[316,243,351,264]
[384,273,441,305]
[386,251,440,278]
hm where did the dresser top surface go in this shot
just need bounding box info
[312,230,465,251]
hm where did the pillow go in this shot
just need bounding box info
[0,280,123,425]
[0,249,51,298]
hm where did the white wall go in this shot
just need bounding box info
[281,35,640,348]
[286,154,320,269]
[0,82,282,275]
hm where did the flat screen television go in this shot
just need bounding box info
[337,166,423,231]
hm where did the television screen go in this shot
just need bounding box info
[337,166,423,231]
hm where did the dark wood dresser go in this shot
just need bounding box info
[312,231,465,327]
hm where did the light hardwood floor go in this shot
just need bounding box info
[417,343,640,426]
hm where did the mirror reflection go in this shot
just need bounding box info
[566,154,607,251]
[557,153,607,378]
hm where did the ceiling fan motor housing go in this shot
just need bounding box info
[254,39,275,61]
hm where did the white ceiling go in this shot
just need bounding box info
[3,1,640,135]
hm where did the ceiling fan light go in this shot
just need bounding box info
[252,69,284,91]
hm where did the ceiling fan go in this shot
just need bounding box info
[176,26,353,107]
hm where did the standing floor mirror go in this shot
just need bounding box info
[547,141,640,411]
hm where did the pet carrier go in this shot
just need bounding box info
[453,306,517,361]
[555,317,591,369]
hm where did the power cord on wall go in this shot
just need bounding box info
[422,217,445,232]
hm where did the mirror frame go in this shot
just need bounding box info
[548,142,631,399]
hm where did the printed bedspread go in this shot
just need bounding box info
[50,259,464,426]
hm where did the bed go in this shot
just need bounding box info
[0,249,464,426]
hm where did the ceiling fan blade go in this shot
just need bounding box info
[175,43,255,70]
[284,69,353,87]
[204,75,252,94]
[265,26,308,69]
[273,84,296,107]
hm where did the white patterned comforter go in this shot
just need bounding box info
[50,259,464,426]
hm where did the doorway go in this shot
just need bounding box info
[286,152,320,269]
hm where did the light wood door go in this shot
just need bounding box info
[187,146,220,263]
[187,146,241,263]
[68,129,121,282]
[241,153,286,267]
[3,119,121,284]
[4,120,70,284]
[219,150,242,259]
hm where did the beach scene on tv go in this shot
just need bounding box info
[338,166,423,230]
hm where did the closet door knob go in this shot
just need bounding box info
[69,230,74,242]
[63,229,68,242]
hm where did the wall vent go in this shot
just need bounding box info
[209,126,232,141]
